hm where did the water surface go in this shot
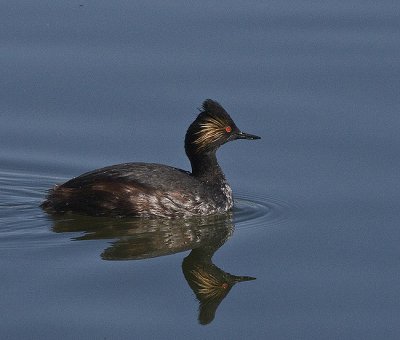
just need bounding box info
[1,1,400,339]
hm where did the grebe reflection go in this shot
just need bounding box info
[49,213,255,324]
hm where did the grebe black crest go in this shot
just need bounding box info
[41,99,260,218]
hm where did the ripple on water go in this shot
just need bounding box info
[234,192,292,230]
[0,169,66,249]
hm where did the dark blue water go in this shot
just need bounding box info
[1,1,400,339]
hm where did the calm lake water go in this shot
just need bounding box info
[1,1,400,339]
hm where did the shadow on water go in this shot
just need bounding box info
[48,212,256,325]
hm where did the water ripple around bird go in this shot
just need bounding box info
[234,192,292,230]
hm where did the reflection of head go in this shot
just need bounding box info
[183,244,255,325]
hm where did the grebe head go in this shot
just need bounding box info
[185,99,260,157]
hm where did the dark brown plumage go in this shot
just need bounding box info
[41,99,260,218]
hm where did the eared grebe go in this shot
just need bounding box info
[41,99,260,218]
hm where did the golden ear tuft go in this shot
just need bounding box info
[193,116,228,151]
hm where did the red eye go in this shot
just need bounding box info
[225,126,232,133]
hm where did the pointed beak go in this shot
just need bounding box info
[236,131,261,140]
[233,275,257,283]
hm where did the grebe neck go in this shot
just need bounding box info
[189,152,226,182]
